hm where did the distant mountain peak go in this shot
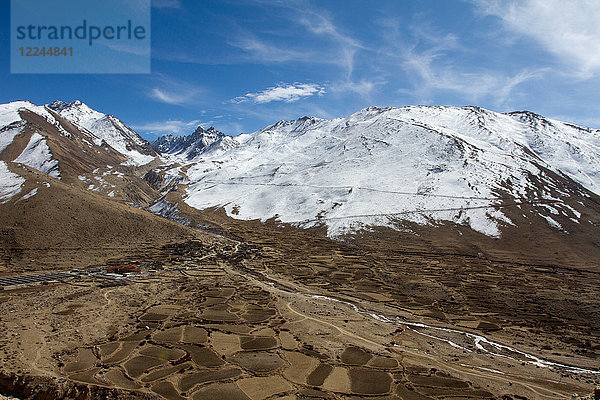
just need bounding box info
[47,100,69,111]
[152,125,236,160]
[192,125,222,136]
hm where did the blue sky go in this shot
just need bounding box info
[2,0,600,139]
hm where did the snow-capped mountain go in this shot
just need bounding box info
[160,106,600,238]
[0,100,158,205]
[48,100,157,166]
[2,100,599,241]
[0,100,199,264]
[1,101,64,180]
[152,126,237,161]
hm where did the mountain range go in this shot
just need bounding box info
[151,106,600,239]
[1,100,599,267]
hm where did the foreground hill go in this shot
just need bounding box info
[0,162,212,271]
[0,101,213,271]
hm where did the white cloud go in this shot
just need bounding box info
[474,0,600,78]
[229,36,312,63]
[231,83,326,104]
[146,75,202,106]
[131,119,202,135]
[149,88,192,105]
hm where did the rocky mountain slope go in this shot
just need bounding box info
[48,100,157,166]
[152,125,237,161]
[0,101,204,271]
[153,106,600,242]
[0,101,159,202]
[1,100,599,266]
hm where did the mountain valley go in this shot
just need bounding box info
[0,100,599,399]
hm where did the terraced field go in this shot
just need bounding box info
[0,234,598,399]
[59,272,496,400]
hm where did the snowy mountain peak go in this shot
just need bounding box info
[47,100,156,165]
[152,126,237,160]
[175,105,600,238]
[47,99,103,122]
[48,100,83,113]
[191,125,223,138]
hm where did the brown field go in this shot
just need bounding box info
[0,201,599,399]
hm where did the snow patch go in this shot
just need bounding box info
[541,204,560,215]
[18,188,38,202]
[0,162,25,203]
[0,125,24,154]
[14,133,60,178]
[562,204,581,219]
[542,215,562,230]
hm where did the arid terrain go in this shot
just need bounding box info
[0,212,599,399]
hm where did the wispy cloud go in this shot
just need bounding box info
[329,79,384,99]
[99,41,150,57]
[231,83,326,104]
[378,19,544,106]
[131,119,202,136]
[401,46,545,104]
[146,75,202,106]
[473,0,600,79]
[228,36,313,63]
[227,6,372,101]
[297,12,363,79]
[149,88,190,105]
[228,5,363,80]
